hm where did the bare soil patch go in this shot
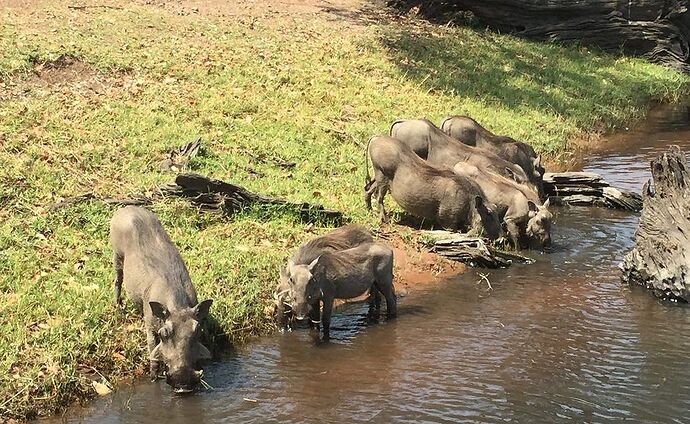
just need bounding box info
[137,0,392,27]
[380,224,466,293]
[141,0,365,17]
[1,54,133,101]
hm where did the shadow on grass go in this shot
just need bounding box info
[230,202,348,228]
[380,24,680,149]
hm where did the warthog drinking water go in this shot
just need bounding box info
[454,163,553,250]
[390,119,540,195]
[441,115,544,196]
[110,206,213,393]
[287,242,396,340]
[364,135,503,239]
[276,225,373,329]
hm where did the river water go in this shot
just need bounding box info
[46,104,690,424]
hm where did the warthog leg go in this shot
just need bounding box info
[364,179,377,210]
[321,301,333,341]
[374,260,396,318]
[308,301,321,329]
[368,286,381,310]
[505,218,522,251]
[375,184,389,223]
[112,252,124,307]
[147,328,162,380]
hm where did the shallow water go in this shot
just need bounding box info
[47,104,690,424]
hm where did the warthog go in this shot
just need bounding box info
[110,206,213,393]
[390,119,540,195]
[287,242,396,340]
[364,135,503,239]
[441,115,545,195]
[276,224,373,329]
[454,163,553,250]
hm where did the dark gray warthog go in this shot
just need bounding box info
[287,242,396,340]
[110,206,213,393]
[454,163,553,250]
[390,119,540,195]
[441,115,544,196]
[275,224,373,329]
[364,135,503,239]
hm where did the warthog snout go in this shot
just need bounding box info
[167,368,203,393]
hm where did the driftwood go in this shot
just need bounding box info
[422,230,534,268]
[159,137,202,172]
[391,0,690,73]
[543,171,642,212]
[50,173,343,223]
[160,173,343,222]
[49,192,153,210]
[620,146,690,301]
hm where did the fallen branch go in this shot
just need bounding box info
[543,171,642,212]
[478,272,493,290]
[49,192,154,210]
[159,137,202,172]
[159,173,343,222]
[421,230,534,268]
[48,173,342,224]
[67,4,123,10]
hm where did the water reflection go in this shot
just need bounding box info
[46,104,690,424]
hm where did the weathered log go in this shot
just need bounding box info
[159,137,202,172]
[49,192,154,210]
[422,230,534,268]
[620,145,690,301]
[160,173,343,222]
[543,171,642,211]
[390,0,690,73]
[50,173,343,224]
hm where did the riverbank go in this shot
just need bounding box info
[1,0,688,420]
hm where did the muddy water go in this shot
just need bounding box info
[48,104,690,424]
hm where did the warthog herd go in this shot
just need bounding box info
[109,116,552,393]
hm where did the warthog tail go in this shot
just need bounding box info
[439,116,453,133]
[364,135,376,186]
[389,119,405,137]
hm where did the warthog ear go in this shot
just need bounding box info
[150,343,163,361]
[527,201,538,218]
[534,155,542,168]
[279,266,289,282]
[194,299,213,321]
[149,302,169,321]
[287,259,296,275]
[307,256,320,272]
[197,342,212,360]
[542,198,551,208]
[474,195,485,210]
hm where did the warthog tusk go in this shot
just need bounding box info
[310,319,321,324]
[199,378,213,390]
[274,289,290,300]
[194,369,204,378]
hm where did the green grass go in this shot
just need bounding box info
[0,0,688,419]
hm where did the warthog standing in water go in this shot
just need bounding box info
[276,225,373,329]
[441,115,545,196]
[110,206,213,393]
[287,242,396,340]
[390,119,540,195]
[364,135,503,239]
[454,163,553,250]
